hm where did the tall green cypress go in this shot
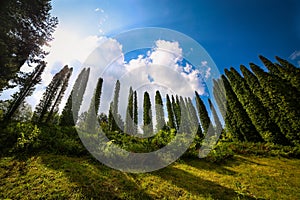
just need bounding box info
[110,80,121,131]
[225,67,282,143]
[221,75,261,142]
[172,95,181,130]
[249,63,300,145]
[166,94,176,130]
[133,91,138,134]
[86,77,103,132]
[143,91,153,136]
[195,91,212,136]
[60,68,90,126]
[186,97,202,137]
[4,62,46,122]
[208,98,223,137]
[155,90,166,132]
[125,87,134,134]
[46,67,73,123]
[33,65,72,124]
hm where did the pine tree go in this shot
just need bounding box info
[33,65,72,124]
[45,67,73,123]
[166,94,176,130]
[86,77,103,132]
[4,61,46,121]
[225,67,283,143]
[186,97,202,137]
[208,98,223,137]
[195,91,212,136]
[178,96,190,133]
[172,95,181,130]
[125,87,134,134]
[143,91,153,136]
[133,91,138,134]
[155,90,166,132]
[221,75,262,142]
[249,63,300,145]
[60,68,90,126]
[110,80,121,131]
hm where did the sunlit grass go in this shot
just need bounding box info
[0,154,299,199]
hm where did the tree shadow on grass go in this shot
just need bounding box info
[152,166,256,200]
[39,154,153,200]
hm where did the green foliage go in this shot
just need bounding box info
[143,91,153,135]
[166,94,176,130]
[0,0,58,92]
[155,90,166,132]
[125,87,134,134]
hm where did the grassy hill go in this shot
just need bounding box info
[1,153,299,200]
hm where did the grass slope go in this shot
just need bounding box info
[0,154,299,199]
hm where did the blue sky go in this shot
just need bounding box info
[51,0,300,71]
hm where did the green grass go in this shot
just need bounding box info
[1,154,299,199]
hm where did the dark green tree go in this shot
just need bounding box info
[172,95,181,130]
[0,0,58,92]
[195,91,212,136]
[208,98,223,137]
[249,63,300,145]
[125,87,134,134]
[225,67,284,143]
[155,90,166,132]
[166,94,176,130]
[4,62,46,121]
[186,97,202,136]
[143,91,153,136]
[60,68,90,126]
[33,65,72,123]
[221,75,262,142]
[86,77,103,132]
[133,91,138,134]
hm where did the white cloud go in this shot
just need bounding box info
[95,8,104,13]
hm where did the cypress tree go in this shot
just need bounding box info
[86,77,103,132]
[143,91,153,136]
[208,98,223,137]
[172,95,181,130]
[125,87,134,134]
[110,80,121,131]
[33,65,72,124]
[221,75,261,142]
[225,67,282,143]
[46,67,73,123]
[186,97,202,137]
[166,94,176,130]
[178,96,190,133]
[60,68,90,126]
[133,91,138,134]
[155,90,166,132]
[195,91,212,136]
[4,62,46,121]
[249,63,300,145]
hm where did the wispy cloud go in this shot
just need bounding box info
[95,8,104,13]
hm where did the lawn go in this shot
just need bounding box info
[0,154,299,199]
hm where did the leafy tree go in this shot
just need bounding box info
[221,75,262,142]
[155,90,166,132]
[109,80,121,131]
[125,87,134,134]
[60,68,90,126]
[249,63,300,145]
[32,65,72,124]
[166,94,176,130]
[195,91,212,135]
[133,91,138,134]
[225,67,284,143]
[4,62,45,121]
[143,91,153,136]
[0,0,58,92]
[86,77,103,132]
[208,98,223,137]
[172,95,181,130]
